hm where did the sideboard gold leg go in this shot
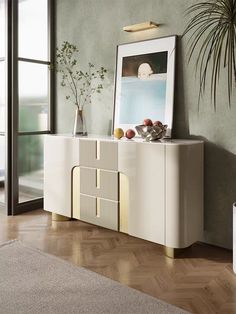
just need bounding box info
[52,213,70,221]
[164,246,192,258]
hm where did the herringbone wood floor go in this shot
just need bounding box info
[0,209,235,314]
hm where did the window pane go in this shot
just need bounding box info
[19,61,49,132]
[18,0,48,60]
[18,135,44,203]
[0,136,5,204]
[0,0,6,58]
[0,61,6,133]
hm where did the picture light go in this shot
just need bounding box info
[123,21,159,32]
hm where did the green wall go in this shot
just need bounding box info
[56,0,236,249]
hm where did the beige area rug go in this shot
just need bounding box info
[0,240,190,314]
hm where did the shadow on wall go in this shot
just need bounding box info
[172,36,190,138]
[202,140,236,249]
[187,135,235,250]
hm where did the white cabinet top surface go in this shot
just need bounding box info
[47,134,203,146]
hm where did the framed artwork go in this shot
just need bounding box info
[113,35,176,138]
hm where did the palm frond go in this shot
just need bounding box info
[183,0,236,109]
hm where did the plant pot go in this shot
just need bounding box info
[73,107,87,136]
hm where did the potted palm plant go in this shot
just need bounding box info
[183,0,236,109]
[52,41,107,135]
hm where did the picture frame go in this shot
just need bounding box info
[113,35,176,138]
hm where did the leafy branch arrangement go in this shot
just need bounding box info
[52,41,107,111]
[183,0,236,109]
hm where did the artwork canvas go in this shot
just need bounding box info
[113,36,176,138]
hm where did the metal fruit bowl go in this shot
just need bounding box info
[135,124,167,141]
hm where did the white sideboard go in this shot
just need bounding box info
[44,135,204,255]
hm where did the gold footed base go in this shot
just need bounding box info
[52,213,70,222]
[164,245,192,258]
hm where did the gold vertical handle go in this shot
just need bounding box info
[96,140,100,160]
[96,169,101,189]
[96,198,101,218]
[119,173,129,233]
[72,166,81,219]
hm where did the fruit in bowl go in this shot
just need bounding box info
[153,120,163,127]
[114,128,124,139]
[135,119,167,141]
[125,129,135,139]
[143,118,153,127]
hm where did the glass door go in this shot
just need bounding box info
[0,0,6,211]
[18,0,49,205]
[11,0,54,214]
[0,0,54,215]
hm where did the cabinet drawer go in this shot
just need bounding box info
[80,194,118,231]
[79,139,118,171]
[80,167,118,201]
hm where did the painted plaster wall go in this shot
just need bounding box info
[55,0,236,249]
